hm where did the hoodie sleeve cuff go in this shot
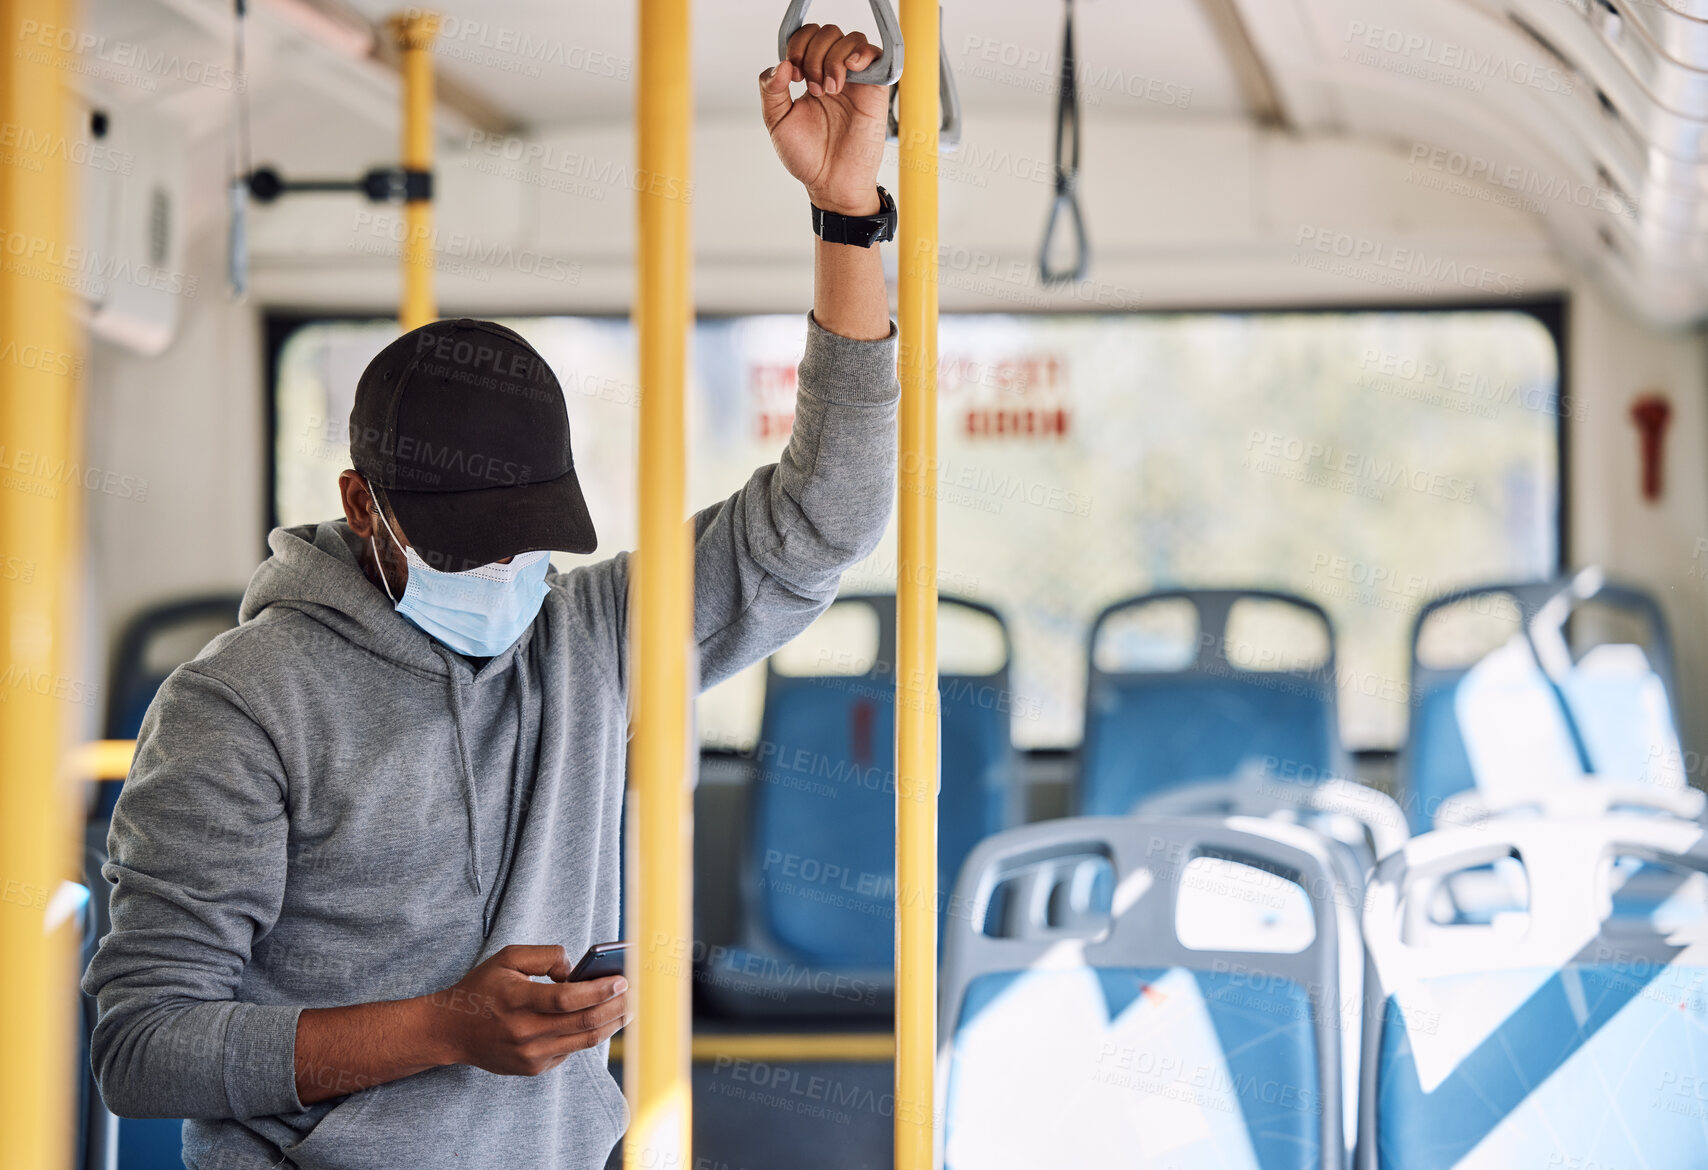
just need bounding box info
[800,313,901,407]
[223,1002,305,1118]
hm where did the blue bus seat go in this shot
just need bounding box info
[97,592,244,817]
[938,815,1362,1169]
[1078,589,1347,816]
[1403,570,1681,833]
[1559,642,1679,782]
[105,593,246,739]
[1358,815,1708,1170]
[701,593,1017,1017]
[1133,762,1410,903]
[1432,779,1708,929]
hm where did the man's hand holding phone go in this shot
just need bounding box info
[427,944,631,1077]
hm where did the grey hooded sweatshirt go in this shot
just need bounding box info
[83,316,899,1170]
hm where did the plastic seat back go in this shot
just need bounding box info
[1359,816,1708,1170]
[105,593,246,739]
[1404,570,1680,832]
[1134,763,1410,900]
[938,814,1361,1169]
[1432,780,1708,928]
[747,593,1015,968]
[1079,589,1345,816]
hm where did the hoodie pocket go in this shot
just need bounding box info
[574,1050,629,1143]
[278,1090,375,1168]
[274,1059,623,1169]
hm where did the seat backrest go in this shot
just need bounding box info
[1359,816,1708,1170]
[938,815,1361,1170]
[746,593,1015,968]
[1430,780,1708,928]
[1435,777,1707,829]
[98,593,244,826]
[1404,569,1680,832]
[1078,589,1345,816]
[105,593,245,739]
[1134,763,1410,896]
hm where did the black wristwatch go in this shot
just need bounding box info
[811,186,897,247]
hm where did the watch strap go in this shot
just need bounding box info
[811,186,896,247]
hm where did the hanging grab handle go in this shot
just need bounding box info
[886,7,962,151]
[779,0,905,86]
[939,14,962,149]
[1039,187,1087,285]
[1038,0,1088,284]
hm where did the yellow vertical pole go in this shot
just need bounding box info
[895,0,940,1167]
[390,10,438,330]
[625,0,693,1166]
[0,0,80,1166]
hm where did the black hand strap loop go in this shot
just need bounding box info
[1038,0,1088,285]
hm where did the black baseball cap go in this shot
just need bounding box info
[348,318,596,571]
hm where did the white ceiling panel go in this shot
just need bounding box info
[330,0,1248,124]
[74,0,1708,322]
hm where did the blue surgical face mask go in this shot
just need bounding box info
[368,492,551,657]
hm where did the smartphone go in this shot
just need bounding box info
[567,940,629,982]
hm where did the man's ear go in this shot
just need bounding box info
[339,470,377,540]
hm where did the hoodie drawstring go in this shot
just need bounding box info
[479,668,539,934]
[437,646,485,897]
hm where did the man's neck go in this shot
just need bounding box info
[358,543,391,598]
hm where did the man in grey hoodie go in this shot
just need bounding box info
[84,27,900,1170]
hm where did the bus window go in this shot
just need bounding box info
[272,306,1559,753]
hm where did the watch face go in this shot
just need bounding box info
[874,187,897,242]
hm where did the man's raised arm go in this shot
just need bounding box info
[681,24,902,687]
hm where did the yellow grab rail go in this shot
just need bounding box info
[78,739,138,782]
[389,10,438,331]
[894,1,942,1166]
[611,1031,896,1064]
[626,0,695,1166]
[0,2,81,1164]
